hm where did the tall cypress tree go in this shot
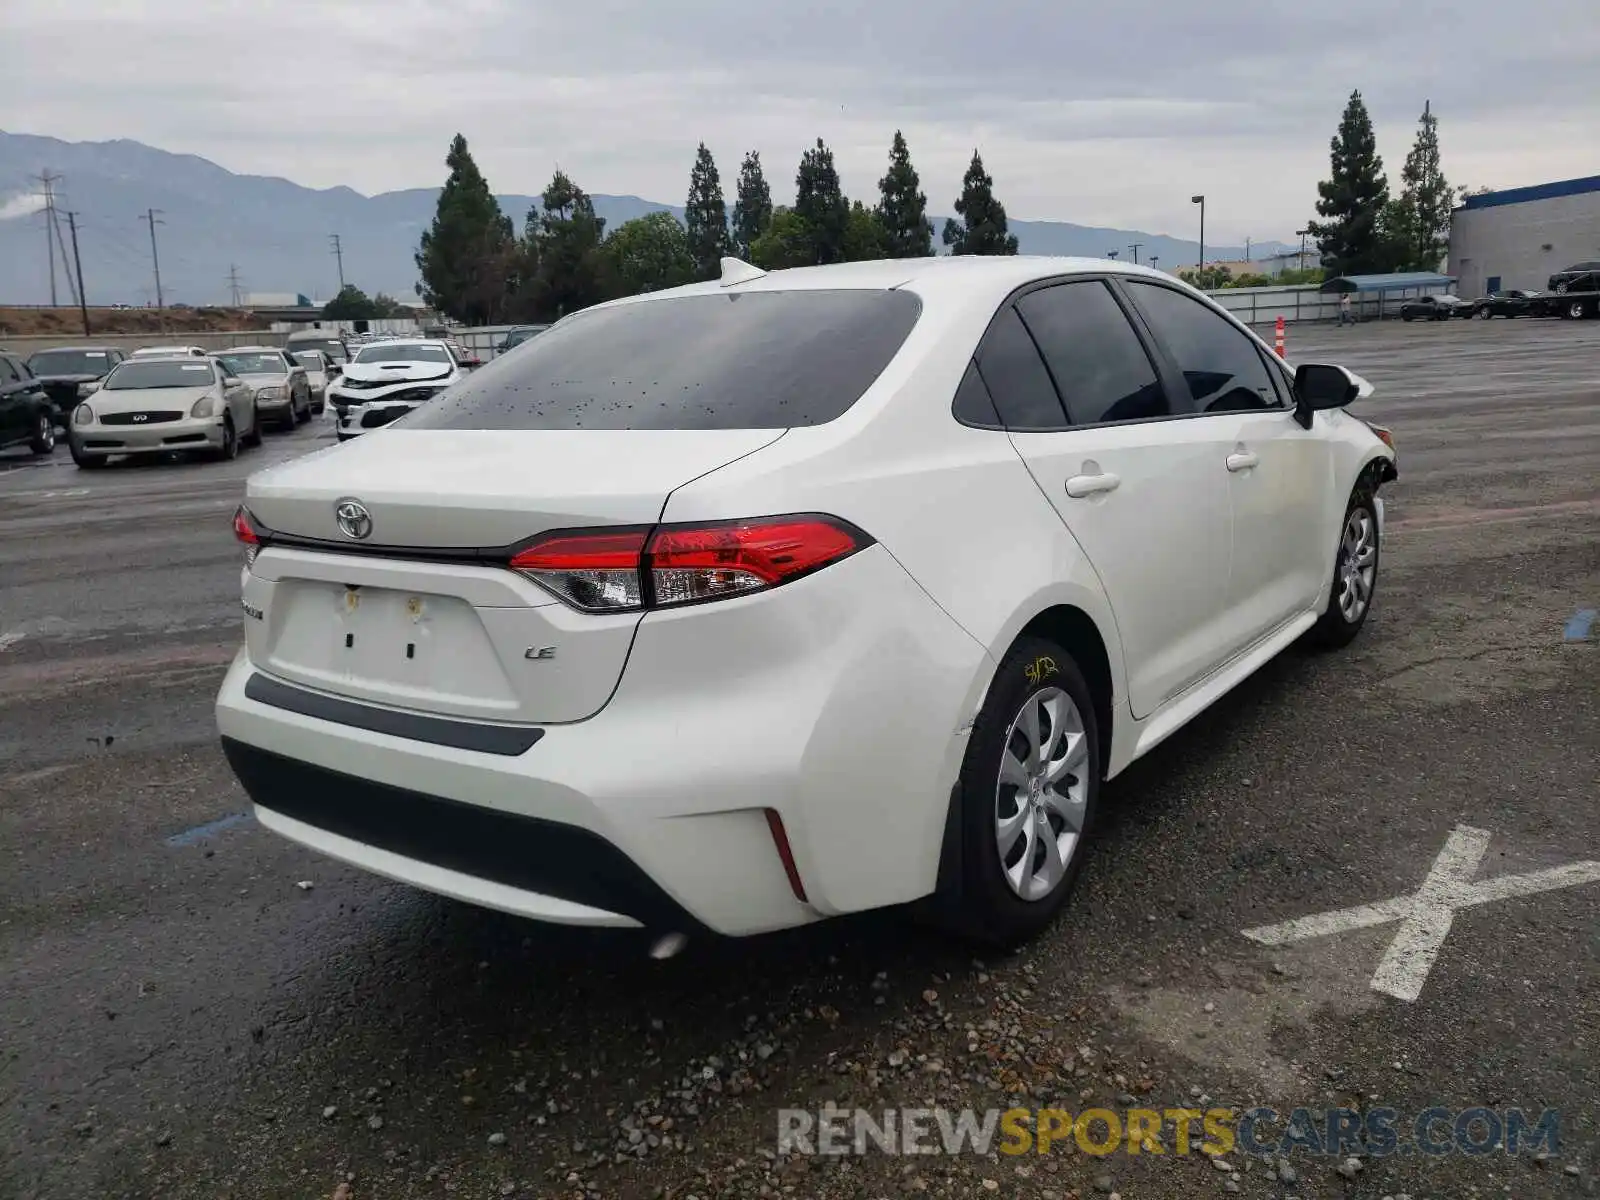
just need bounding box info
[876,130,933,258]
[524,170,607,321]
[1399,100,1451,271]
[1308,90,1391,275]
[684,143,730,280]
[795,138,849,265]
[942,151,1018,256]
[414,133,515,324]
[731,151,772,260]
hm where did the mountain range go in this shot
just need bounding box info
[0,131,1294,307]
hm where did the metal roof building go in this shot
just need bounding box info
[1448,174,1600,299]
[1319,272,1457,294]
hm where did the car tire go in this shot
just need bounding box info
[947,636,1102,949]
[70,443,106,469]
[295,393,311,424]
[1307,483,1380,650]
[215,415,239,462]
[1566,299,1590,320]
[29,410,57,455]
[1402,314,1413,322]
[1478,306,1493,320]
[241,403,263,448]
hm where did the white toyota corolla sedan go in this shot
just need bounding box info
[216,256,1396,950]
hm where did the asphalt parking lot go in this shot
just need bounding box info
[2,317,1597,1200]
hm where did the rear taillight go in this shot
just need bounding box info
[509,515,870,613]
[509,529,649,612]
[233,505,261,566]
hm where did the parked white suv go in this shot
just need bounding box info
[217,256,1396,949]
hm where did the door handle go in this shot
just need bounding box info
[1065,472,1121,498]
[1225,451,1259,473]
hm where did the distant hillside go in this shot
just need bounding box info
[0,131,1291,306]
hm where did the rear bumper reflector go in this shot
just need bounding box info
[243,671,544,756]
[764,808,808,902]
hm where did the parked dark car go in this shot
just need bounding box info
[25,345,127,426]
[1543,262,1600,319]
[1399,295,1471,321]
[1470,289,1543,319]
[0,351,60,456]
[496,324,549,354]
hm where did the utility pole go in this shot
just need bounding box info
[34,171,64,306]
[65,211,90,335]
[1245,236,1252,262]
[329,234,345,289]
[1128,242,1143,265]
[227,265,244,307]
[141,208,166,329]
[1296,228,1311,272]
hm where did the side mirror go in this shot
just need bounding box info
[1292,362,1370,427]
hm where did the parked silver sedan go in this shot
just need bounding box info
[289,350,333,414]
[210,347,313,431]
[68,357,259,469]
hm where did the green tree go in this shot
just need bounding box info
[322,284,378,319]
[1307,90,1391,275]
[876,130,933,258]
[748,208,813,270]
[370,292,409,317]
[731,151,773,259]
[414,133,516,324]
[943,151,1019,256]
[1374,198,1416,274]
[602,211,695,296]
[1274,266,1327,286]
[1398,100,1451,270]
[842,201,889,261]
[685,143,730,280]
[521,170,608,321]
[795,139,849,265]
[1177,265,1234,290]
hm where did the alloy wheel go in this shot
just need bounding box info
[1337,508,1376,623]
[994,686,1090,901]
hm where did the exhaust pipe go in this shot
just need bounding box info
[649,932,688,960]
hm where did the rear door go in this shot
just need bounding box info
[987,279,1237,718]
[1119,279,1331,649]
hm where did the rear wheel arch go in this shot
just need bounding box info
[1013,606,1115,777]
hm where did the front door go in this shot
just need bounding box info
[982,281,1238,719]
[0,356,25,446]
[1118,279,1332,652]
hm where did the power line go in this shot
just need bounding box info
[227,264,244,307]
[329,234,345,289]
[140,208,167,328]
[64,211,90,335]
[1128,242,1144,265]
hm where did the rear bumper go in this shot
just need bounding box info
[215,544,994,936]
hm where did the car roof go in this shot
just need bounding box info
[582,255,1194,320]
[354,338,450,350]
[213,345,283,353]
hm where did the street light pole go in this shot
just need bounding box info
[1191,195,1206,271]
[1106,249,1119,260]
[1296,227,1311,272]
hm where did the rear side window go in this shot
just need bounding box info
[404,290,922,430]
[973,307,1065,430]
[951,361,1001,426]
[1016,282,1167,425]
[1122,281,1283,415]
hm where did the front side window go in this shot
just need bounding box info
[0,357,18,385]
[1016,281,1167,425]
[1121,281,1283,415]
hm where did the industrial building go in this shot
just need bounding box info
[1448,174,1600,299]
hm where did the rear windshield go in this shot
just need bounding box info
[404,290,922,431]
[28,349,114,375]
[288,336,349,361]
[354,344,452,364]
[104,361,217,390]
[215,352,288,374]
[292,352,324,369]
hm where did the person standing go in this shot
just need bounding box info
[1339,292,1354,326]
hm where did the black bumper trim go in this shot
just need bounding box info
[243,671,544,756]
[220,738,703,932]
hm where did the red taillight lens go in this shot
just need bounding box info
[510,529,649,612]
[233,506,261,565]
[647,517,863,607]
[509,516,868,612]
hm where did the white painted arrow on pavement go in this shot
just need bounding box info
[1242,825,1600,1002]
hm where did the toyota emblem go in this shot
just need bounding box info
[334,498,373,540]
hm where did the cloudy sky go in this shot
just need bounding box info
[5,0,1598,242]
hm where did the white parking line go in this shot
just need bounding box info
[1242,824,1600,1002]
